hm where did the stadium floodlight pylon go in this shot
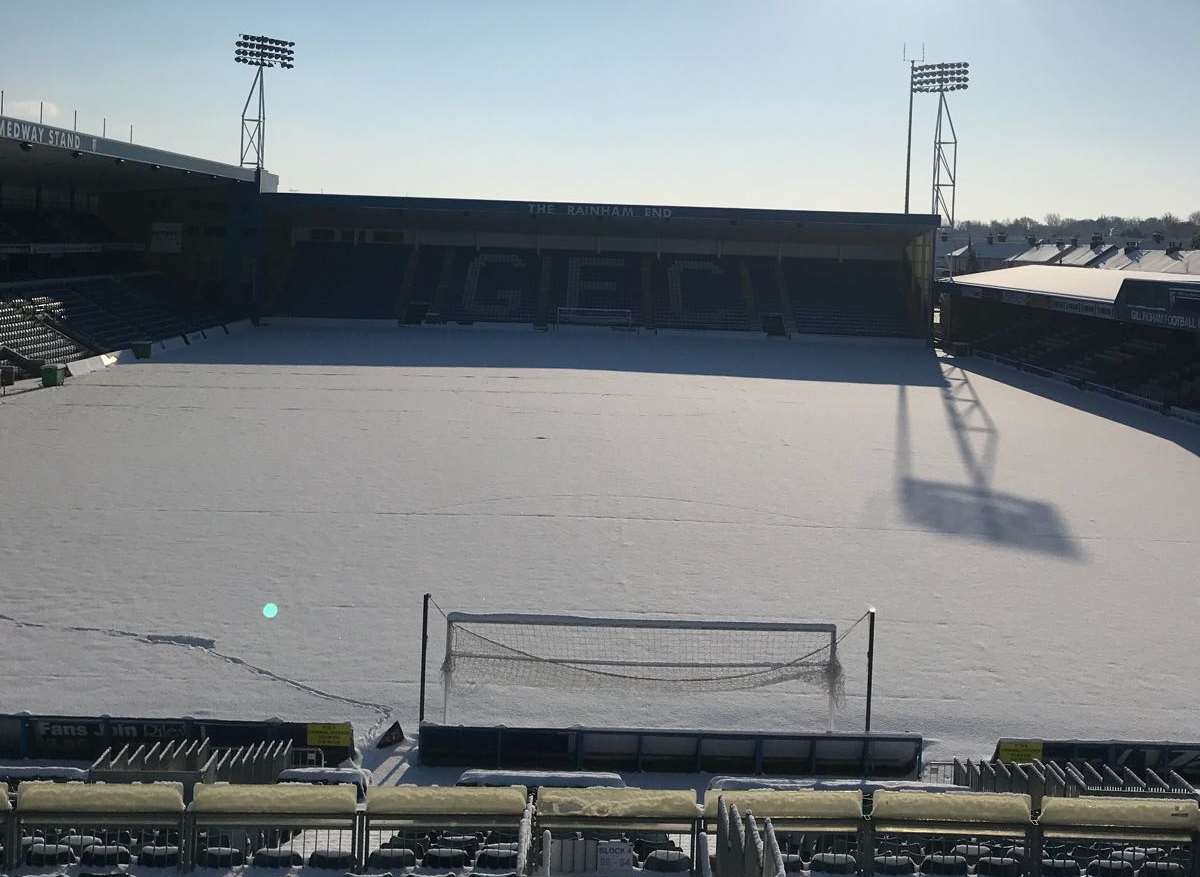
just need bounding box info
[902,52,969,217]
[438,610,848,730]
[234,33,296,172]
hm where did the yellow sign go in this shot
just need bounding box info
[996,739,1043,763]
[306,723,353,747]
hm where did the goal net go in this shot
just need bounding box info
[554,306,634,329]
[441,612,844,722]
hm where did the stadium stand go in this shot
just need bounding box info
[2,777,1200,874]
[0,295,92,371]
[282,240,412,319]
[785,259,912,336]
[940,267,1200,416]
[267,196,934,337]
[0,273,235,377]
[277,244,921,337]
[957,309,1200,410]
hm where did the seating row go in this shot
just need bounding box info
[3,784,1198,875]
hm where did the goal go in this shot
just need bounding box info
[554,306,634,329]
[440,611,844,727]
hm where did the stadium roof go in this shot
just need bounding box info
[0,115,276,191]
[265,193,939,244]
[941,264,1200,303]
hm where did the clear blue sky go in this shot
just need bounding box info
[4,0,1199,222]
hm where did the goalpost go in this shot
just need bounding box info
[554,306,634,329]
[437,611,845,730]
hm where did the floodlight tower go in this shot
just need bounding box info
[905,61,969,229]
[234,34,296,171]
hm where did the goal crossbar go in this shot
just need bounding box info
[445,611,836,634]
[554,306,634,328]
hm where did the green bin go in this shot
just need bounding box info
[41,363,67,387]
[131,340,153,359]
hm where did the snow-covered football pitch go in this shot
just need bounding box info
[1,319,1197,762]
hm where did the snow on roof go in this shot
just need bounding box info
[1057,245,1115,267]
[1092,249,1135,270]
[1155,250,1200,273]
[950,241,1028,260]
[1009,243,1070,264]
[191,782,357,815]
[943,264,1200,303]
[17,781,184,814]
[366,785,527,817]
[536,787,700,820]
[1040,796,1199,832]
[872,790,1031,825]
[1119,250,1195,273]
[456,769,624,789]
[702,789,862,820]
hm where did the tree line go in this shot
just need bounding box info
[956,211,1200,245]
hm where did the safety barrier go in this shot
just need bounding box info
[3,781,1198,874]
[9,780,185,872]
[188,782,358,870]
[953,758,1199,808]
[363,784,531,874]
[536,787,702,875]
[0,788,11,872]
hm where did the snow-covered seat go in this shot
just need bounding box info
[253,846,304,867]
[25,841,74,866]
[197,845,245,868]
[137,843,182,868]
[80,842,133,866]
[369,845,417,869]
[642,849,691,872]
[922,853,969,875]
[424,846,470,869]
[808,851,857,874]
[309,847,357,869]
[874,854,917,875]
[976,856,1022,877]
[1042,858,1082,877]
[1087,859,1136,877]
[475,845,520,870]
